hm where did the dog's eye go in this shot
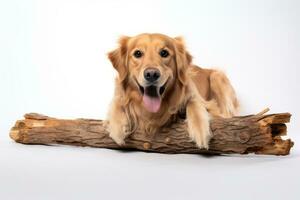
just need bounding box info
[159,49,169,58]
[133,50,143,58]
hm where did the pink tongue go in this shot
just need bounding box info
[143,95,161,113]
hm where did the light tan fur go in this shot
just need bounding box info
[106,33,239,148]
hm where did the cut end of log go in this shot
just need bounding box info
[9,129,20,141]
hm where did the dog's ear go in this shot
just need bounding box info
[108,36,130,83]
[174,37,192,85]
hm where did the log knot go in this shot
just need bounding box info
[165,137,171,143]
[143,142,151,150]
[237,132,251,143]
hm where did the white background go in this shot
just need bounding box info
[0,0,299,199]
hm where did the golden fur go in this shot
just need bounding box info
[107,33,239,148]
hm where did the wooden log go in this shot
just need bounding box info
[9,112,294,155]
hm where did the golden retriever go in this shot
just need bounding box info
[107,33,239,149]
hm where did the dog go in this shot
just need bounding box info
[106,33,239,149]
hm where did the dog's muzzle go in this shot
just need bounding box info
[136,71,168,113]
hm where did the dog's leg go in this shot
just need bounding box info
[186,96,212,149]
[210,70,239,118]
[106,99,130,145]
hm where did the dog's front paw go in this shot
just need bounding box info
[187,122,212,149]
[107,122,130,146]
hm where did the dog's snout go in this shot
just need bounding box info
[144,68,161,82]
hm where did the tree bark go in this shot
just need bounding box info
[9,112,294,155]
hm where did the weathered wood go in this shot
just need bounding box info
[9,112,294,155]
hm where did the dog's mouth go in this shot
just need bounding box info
[136,80,168,113]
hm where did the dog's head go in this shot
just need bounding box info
[108,33,192,113]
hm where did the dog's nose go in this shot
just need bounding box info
[144,68,161,82]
